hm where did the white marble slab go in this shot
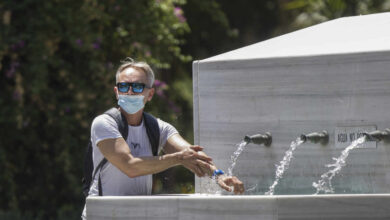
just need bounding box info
[86,194,390,220]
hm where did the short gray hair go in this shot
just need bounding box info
[115,58,155,88]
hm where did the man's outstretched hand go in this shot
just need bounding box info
[177,145,245,194]
[217,175,245,194]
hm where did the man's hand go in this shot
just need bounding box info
[177,145,213,177]
[216,175,245,194]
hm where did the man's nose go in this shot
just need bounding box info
[127,87,136,95]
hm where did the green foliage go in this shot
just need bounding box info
[283,0,390,29]
[0,0,193,218]
[182,0,282,59]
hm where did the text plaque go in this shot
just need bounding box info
[335,125,377,149]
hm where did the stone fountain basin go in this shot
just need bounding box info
[86,194,390,220]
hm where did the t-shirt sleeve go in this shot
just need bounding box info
[91,114,123,146]
[157,118,179,152]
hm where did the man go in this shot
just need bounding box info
[82,58,244,219]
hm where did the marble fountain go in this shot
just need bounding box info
[86,12,390,219]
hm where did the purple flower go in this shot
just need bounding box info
[154,79,168,99]
[6,68,15,78]
[10,40,26,51]
[145,51,151,57]
[5,61,20,78]
[156,89,165,98]
[168,100,181,113]
[154,79,167,88]
[174,7,182,14]
[132,42,141,49]
[174,7,186,23]
[154,79,162,87]
[92,42,100,49]
[153,79,181,113]
[76,39,83,46]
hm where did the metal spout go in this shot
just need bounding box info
[244,132,272,146]
[362,128,390,142]
[300,130,329,145]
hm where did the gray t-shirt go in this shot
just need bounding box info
[88,114,178,196]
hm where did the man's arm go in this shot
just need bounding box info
[97,137,212,178]
[164,134,245,194]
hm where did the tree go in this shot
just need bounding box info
[283,0,390,30]
[0,0,191,218]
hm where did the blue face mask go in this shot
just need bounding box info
[117,95,145,114]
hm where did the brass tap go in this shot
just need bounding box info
[300,130,329,145]
[244,132,272,146]
[363,129,390,142]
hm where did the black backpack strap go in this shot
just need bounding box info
[93,108,128,196]
[82,141,94,196]
[91,158,107,196]
[104,108,129,140]
[143,112,160,156]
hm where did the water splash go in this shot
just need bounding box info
[227,140,249,176]
[265,137,304,195]
[245,184,258,193]
[200,177,222,195]
[312,136,366,194]
[200,140,249,195]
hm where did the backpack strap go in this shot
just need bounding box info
[143,112,160,156]
[104,108,129,141]
[91,157,107,196]
[93,108,128,196]
[82,141,94,196]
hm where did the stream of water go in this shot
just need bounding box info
[312,136,367,194]
[227,140,249,177]
[265,137,305,195]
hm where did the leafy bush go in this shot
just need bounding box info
[0,0,192,218]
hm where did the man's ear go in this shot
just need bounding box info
[147,88,155,101]
[114,86,119,99]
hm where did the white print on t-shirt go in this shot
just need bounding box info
[131,142,140,149]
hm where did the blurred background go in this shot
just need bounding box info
[0,0,389,219]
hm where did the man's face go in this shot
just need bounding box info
[114,67,154,104]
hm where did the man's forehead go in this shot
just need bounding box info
[120,67,146,78]
[123,66,141,74]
